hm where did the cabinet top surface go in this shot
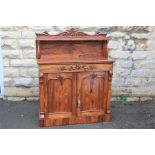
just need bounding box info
[36,28,108,41]
[37,58,115,65]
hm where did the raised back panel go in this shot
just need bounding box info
[40,40,106,60]
[41,41,102,55]
[36,28,108,63]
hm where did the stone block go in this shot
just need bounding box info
[3,59,10,67]
[13,26,33,31]
[132,51,147,60]
[122,40,136,51]
[111,97,117,101]
[119,26,149,33]
[131,69,155,78]
[26,97,39,101]
[16,88,33,97]
[4,87,17,96]
[2,39,19,49]
[32,87,39,96]
[140,97,153,101]
[0,27,13,31]
[115,60,133,68]
[77,27,99,34]
[148,27,155,32]
[97,26,116,32]
[142,78,155,86]
[146,51,155,59]
[4,78,14,86]
[127,97,139,102]
[10,59,37,67]
[27,68,39,77]
[112,87,132,96]
[22,49,36,58]
[1,31,21,39]
[19,39,35,49]
[32,26,54,31]
[147,40,154,51]
[21,31,36,39]
[113,67,131,78]
[15,78,34,87]
[135,40,148,51]
[134,60,155,69]
[3,50,22,59]
[7,97,25,101]
[19,68,38,78]
[75,26,116,34]
[131,33,150,39]
[4,68,19,77]
[108,40,122,50]
[125,78,142,87]
[131,87,155,96]
[112,78,125,87]
[109,32,126,38]
[33,78,39,86]
[109,50,130,59]
[4,87,34,97]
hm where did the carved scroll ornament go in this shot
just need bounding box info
[58,64,95,71]
[36,28,106,37]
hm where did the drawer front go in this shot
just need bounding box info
[39,63,113,73]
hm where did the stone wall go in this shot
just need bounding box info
[0,26,155,102]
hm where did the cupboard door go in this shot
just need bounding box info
[44,73,76,119]
[77,71,108,116]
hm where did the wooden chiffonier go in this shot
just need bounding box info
[36,28,114,127]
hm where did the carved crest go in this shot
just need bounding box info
[56,28,89,36]
[36,28,106,37]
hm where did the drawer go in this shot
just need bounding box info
[39,63,113,73]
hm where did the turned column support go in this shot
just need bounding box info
[106,69,113,114]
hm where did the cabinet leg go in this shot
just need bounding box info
[39,119,44,127]
[104,114,112,122]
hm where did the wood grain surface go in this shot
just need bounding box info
[36,28,114,127]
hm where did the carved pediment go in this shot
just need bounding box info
[56,28,89,36]
[36,28,106,37]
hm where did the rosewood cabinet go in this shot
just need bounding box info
[36,28,114,127]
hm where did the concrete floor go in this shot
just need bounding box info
[0,99,155,129]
